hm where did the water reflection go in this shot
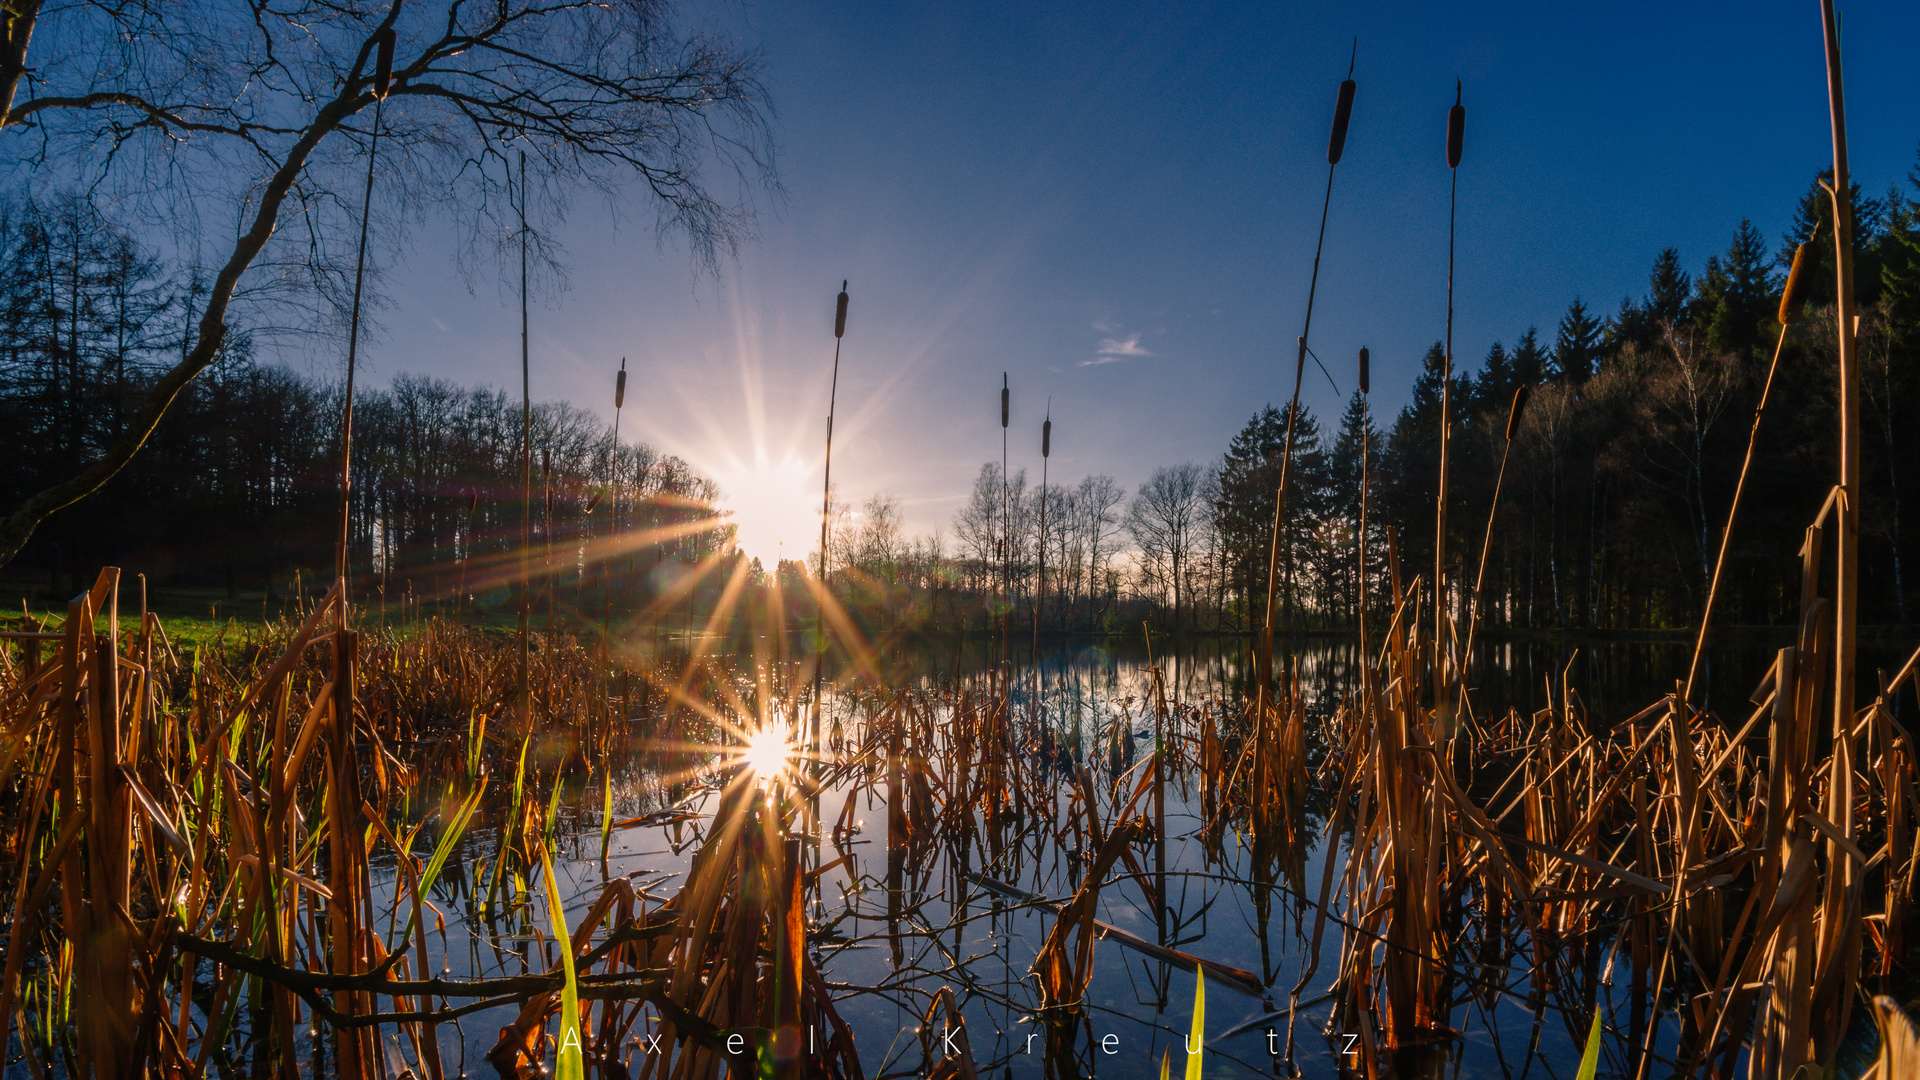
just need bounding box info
[822,632,1872,726]
[376,634,1905,1079]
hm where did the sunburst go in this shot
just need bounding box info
[734,719,799,783]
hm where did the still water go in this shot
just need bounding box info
[371,634,1903,1079]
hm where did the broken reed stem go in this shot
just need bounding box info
[1683,292,1799,704]
[1462,385,1526,687]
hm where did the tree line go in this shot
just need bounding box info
[0,194,729,616]
[818,156,1920,637]
[8,151,1919,642]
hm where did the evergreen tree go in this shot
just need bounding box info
[1604,294,1656,360]
[1647,247,1694,327]
[1883,145,1920,346]
[1377,342,1452,572]
[1328,390,1382,525]
[1605,249,1692,356]
[1473,341,1514,417]
[1511,326,1548,386]
[1553,297,1603,382]
[1213,405,1288,628]
[1698,219,1776,360]
[1211,403,1329,630]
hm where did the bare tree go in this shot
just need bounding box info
[1073,473,1125,626]
[0,1,775,567]
[1126,463,1210,631]
[851,492,904,578]
[953,462,1005,594]
[1613,329,1737,611]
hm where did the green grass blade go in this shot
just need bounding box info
[541,848,585,1080]
[599,758,613,866]
[1185,967,1205,1080]
[545,763,565,843]
[1576,1006,1602,1080]
[511,733,531,809]
[387,776,488,951]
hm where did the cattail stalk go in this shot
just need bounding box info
[1356,347,1370,655]
[603,359,625,661]
[372,25,395,99]
[1682,243,1811,704]
[518,148,532,731]
[332,94,384,625]
[1034,404,1050,674]
[1435,80,1464,732]
[1000,373,1010,679]
[815,283,848,748]
[330,18,396,621]
[1820,0,1860,753]
[1258,42,1359,711]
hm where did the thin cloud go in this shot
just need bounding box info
[1085,325,1152,366]
[1096,332,1151,357]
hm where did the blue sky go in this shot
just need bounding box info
[356,0,1920,565]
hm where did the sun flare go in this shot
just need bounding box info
[736,721,798,780]
[714,453,818,571]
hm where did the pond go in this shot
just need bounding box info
[353,632,1906,1079]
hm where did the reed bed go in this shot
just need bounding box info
[2,561,1917,1079]
[1287,499,1920,1079]
[0,570,863,1079]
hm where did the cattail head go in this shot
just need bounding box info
[614,358,626,409]
[541,448,551,477]
[1001,373,1009,429]
[835,281,849,338]
[1042,416,1052,458]
[1446,81,1464,169]
[1358,347,1370,395]
[1328,78,1357,165]
[1779,242,1811,326]
[373,26,396,99]
[1505,383,1532,441]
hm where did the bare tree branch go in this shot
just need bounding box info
[0,0,777,568]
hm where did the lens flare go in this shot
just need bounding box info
[737,721,797,781]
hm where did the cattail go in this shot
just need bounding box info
[1042,416,1052,458]
[373,25,396,99]
[834,281,849,338]
[1328,78,1357,165]
[614,359,627,409]
[1358,347,1370,395]
[1446,81,1464,169]
[1001,373,1009,429]
[1779,242,1811,325]
[1505,383,1531,441]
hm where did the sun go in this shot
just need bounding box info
[736,720,798,781]
[713,452,819,571]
